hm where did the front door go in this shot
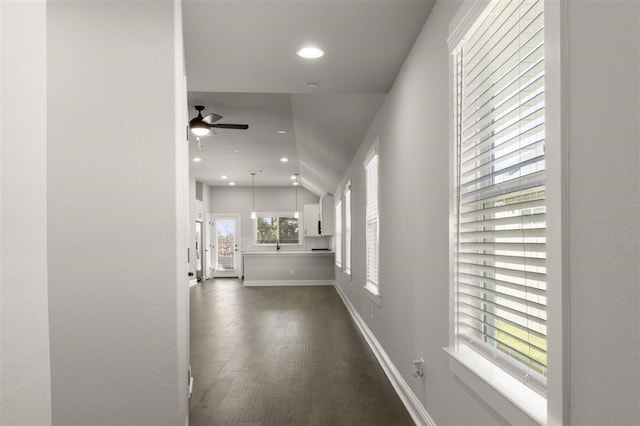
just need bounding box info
[212,215,241,277]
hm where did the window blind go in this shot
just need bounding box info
[365,154,379,292]
[335,199,342,267]
[344,182,352,275]
[454,0,547,390]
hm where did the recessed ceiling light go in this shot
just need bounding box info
[229,182,235,186]
[280,157,289,163]
[233,149,240,153]
[221,175,228,180]
[297,46,324,59]
[193,157,202,162]
[293,181,300,186]
[306,82,320,89]
[290,175,296,180]
[278,130,287,134]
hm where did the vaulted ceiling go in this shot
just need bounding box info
[183,0,436,195]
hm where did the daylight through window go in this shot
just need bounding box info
[453,0,547,391]
[365,153,379,295]
[255,215,300,245]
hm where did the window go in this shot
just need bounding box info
[344,181,352,275]
[451,0,547,403]
[335,199,342,267]
[364,152,379,297]
[255,214,300,245]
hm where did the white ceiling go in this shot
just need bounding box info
[183,0,436,195]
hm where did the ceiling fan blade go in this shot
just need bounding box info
[202,113,223,124]
[211,123,249,130]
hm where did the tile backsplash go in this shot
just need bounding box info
[303,235,333,251]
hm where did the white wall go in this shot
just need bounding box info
[0,1,52,424]
[202,181,212,213]
[189,178,205,277]
[173,1,191,421]
[335,0,639,425]
[46,1,188,424]
[336,2,502,424]
[565,1,639,424]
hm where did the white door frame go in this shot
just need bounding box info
[204,213,215,280]
[212,214,241,278]
[195,220,204,281]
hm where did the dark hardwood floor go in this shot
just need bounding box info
[189,278,415,426]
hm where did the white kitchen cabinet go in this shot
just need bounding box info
[303,203,321,237]
[303,196,334,237]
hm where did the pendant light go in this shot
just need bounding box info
[293,173,300,219]
[250,172,257,219]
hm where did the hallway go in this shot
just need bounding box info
[189,279,414,425]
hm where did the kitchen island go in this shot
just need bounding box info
[242,251,335,286]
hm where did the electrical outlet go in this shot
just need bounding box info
[412,358,425,378]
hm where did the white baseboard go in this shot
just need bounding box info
[334,284,436,426]
[243,279,335,287]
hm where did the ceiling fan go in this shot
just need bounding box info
[189,105,249,136]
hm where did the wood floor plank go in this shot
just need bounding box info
[189,279,414,426]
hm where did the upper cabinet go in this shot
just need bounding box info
[303,195,334,237]
[303,203,321,237]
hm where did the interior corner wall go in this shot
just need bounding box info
[334,0,640,425]
[46,1,187,424]
[202,182,212,214]
[0,1,52,424]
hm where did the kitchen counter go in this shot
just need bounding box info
[242,250,334,255]
[242,251,335,286]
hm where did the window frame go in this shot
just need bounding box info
[364,148,381,304]
[335,198,343,268]
[344,180,352,276]
[446,1,567,424]
[253,212,302,246]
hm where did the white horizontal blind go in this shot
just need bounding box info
[365,154,379,292]
[335,199,342,267]
[344,182,352,275]
[454,0,547,390]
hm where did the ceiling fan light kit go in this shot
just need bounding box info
[189,105,249,137]
[189,105,211,136]
[190,124,210,137]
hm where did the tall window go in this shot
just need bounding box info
[365,152,379,296]
[335,199,342,267]
[255,214,300,245]
[344,181,352,275]
[452,0,547,392]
